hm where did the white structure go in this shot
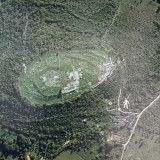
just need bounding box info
[73,71,79,80]
[62,71,81,94]
[82,119,87,122]
[97,57,115,83]
[67,71,79,81]
[54,75,59,79]
[79,72,83,78]
[42,76,46,82]
[123,98,129,109]
[22,63,27,73]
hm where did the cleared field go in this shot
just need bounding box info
[54,150,84,160]
[18,49,113,105]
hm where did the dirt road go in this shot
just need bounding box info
[120,94,160,160]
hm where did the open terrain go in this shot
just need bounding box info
[123,97,160,160]
[18,49,113,105]
[54,150,84,160]
[101,0,160,160]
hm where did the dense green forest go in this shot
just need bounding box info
[0,0,159,160]
[0,0,121,159]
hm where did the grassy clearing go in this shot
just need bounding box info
[18,49,110,105]
[54,150,84,160]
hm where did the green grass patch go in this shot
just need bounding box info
[54,150,84,160]
[18,49,110,105]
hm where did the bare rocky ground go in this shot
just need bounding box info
[101,0,160,159]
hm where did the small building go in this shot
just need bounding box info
[42,76,46,82]
[68,72,73,80]
[22,63,27,73]
[54,75,59,79]
[79,72,83,78]
[73,71,79,80]
[62,71,80,94]
[67,71,79,81]
[82,119,87,122]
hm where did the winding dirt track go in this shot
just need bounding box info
[120,94,160,160]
